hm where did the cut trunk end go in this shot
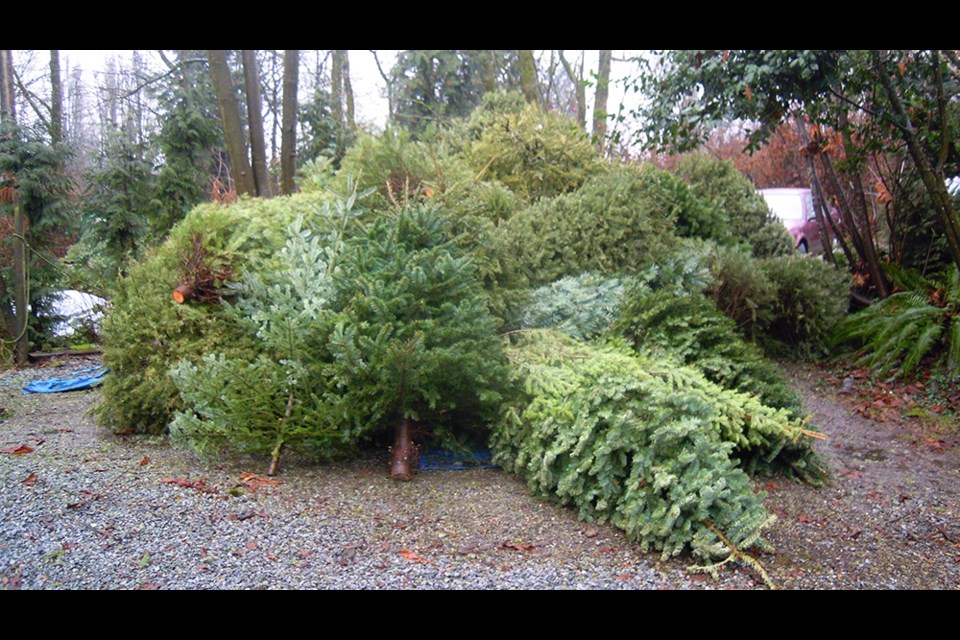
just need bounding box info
[390,417,419,481]
[172,284,194,304]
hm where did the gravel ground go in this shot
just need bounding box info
[1,356,958,590]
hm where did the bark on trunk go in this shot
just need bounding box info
[839,110,889,297]
[0,50,15,122]
[592,50,612,151]
[280,50,299,195]
[207,50,255,197]
[13,202,28,366]
[331,50,343,130]
[517,50,539,105]
[341,50,355,129]
[370,51,394,121]
[49,50,62,144]
[242,50,272,198]
[797,122,835,265]
[559,51,586,132]
[819,149,889,297]
[390,417,418,481]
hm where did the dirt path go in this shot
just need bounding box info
[759,364,960,589]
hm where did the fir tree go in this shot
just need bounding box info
[328,205,507,479]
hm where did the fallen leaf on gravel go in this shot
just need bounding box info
[136,581,161,590]
[583,526,599,538]
[850,531,862,540]
[1,574,22,590]
[238,472,282,493]
[614,573,632,580]
[398,548,431,564]
[62,542,80,551]
[797,514,812,523]
[139,456,151,466]
[228,511,257,522]
[245,541,258,551]
[2,444,34,455]
[161,477,218,494]
[501,542,536,552]
[597,547,618,554]
[22,472,36,486]
[839,469,862,478]
[765,481,780,491]
[865,492,888,506]
[67,490,103,509]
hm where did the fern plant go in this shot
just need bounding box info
[833,266,960,378]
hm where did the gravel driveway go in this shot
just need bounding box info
[1,357,958,589]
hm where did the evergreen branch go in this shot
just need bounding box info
[693,520,777,590]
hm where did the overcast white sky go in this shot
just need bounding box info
[58,50,642,135]
[61,49,399,128]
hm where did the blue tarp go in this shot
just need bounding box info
[22,366,109,394]
[418,448,498,471]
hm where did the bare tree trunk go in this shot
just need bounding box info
[390,417,418,481]
[242,50,271,198]
[49,50,62,144]
[559,50,586,131]
[517,50,539,105]
[797,121,835,265]
[12,202,27,366]
[0,50,15,122]
[208,50,255,197]
[819,149,889,297]
[1,51,27,365]
[479,50,497,93]
[592,50,612,151]
[331,50,343,130]
[370,50,394,121]
[280,50,299,195]
[838,109,889,298]
[342,50,355,129]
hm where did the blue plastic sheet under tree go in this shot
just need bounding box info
[22,366,109,394]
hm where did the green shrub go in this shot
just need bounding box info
[672,152,792,256]
[759,256,852,357]
[334,127,471,211]
[97,192,342,435]
[700,243,777,340]
[492,331,818,561]
[465,103,602,202]
[496,165,689,290]
[748,221,796,259]
[432,90,529,154]
[517,273,630,340]
[832,266,960,379]
[611,288,804,423]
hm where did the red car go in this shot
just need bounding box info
[759,188,835,254]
